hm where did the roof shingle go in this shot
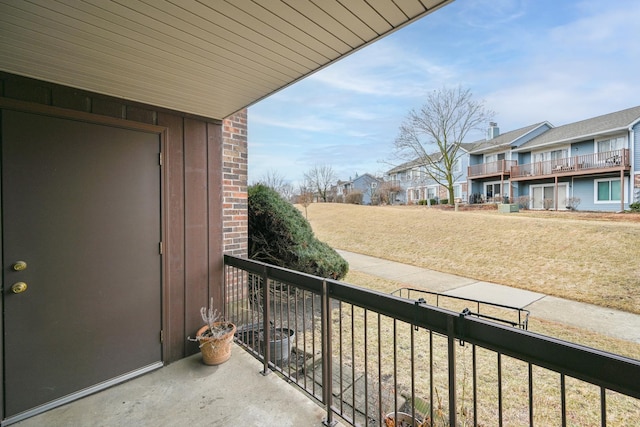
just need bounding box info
[516,105,640,150]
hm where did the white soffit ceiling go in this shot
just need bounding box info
[0,0,453,120]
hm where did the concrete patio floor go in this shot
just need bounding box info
[15,344,334,427]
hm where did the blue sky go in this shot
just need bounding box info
[247,0,640,186]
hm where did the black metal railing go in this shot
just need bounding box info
[224,255,640,426]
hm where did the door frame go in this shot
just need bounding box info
[0,97,170,422]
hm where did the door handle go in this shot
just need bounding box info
[11,282,28,294]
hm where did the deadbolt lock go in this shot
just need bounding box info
[11,282,28,294]
[12,261,27,271]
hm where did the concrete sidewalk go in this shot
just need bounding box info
[338,250,640,344]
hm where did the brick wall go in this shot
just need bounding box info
[221,109,248,257]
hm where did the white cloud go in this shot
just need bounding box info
[454,0,527,29]
[306,41,456,98]
[250,111,339,133]
[249,0,640,185]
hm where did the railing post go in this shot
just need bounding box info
[322,280,336,426]
[447,316,457,427]
[261,265,271,375]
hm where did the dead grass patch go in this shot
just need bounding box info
[335,270,640,425]
[301,204,640,315]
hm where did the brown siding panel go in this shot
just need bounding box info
[158,112,186,362]
[51,87,91,112]
[127,105,157,125]
[183,118,210,353]
[92,98,126,119]
[2,74,51,105]
[208,122,224,312]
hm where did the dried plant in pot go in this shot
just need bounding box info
[188,298,236,365]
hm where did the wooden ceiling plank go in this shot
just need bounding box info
[250,0,351,54]
[283,0,365,48]
[235,0,341,60]
[310,0,378,41]
[422,0,452,10]
[338,0,392,35]
[88,0,301,80]
[0,27,257,103]
[175,0,321,72]
[199,0,329,66]
[129,0,311,76]
[51,0,300,84]
[2,40,254,118]
[0,5,285,96]
[0,0,455,120]
[366,0,409,27]
[394,0,428,17]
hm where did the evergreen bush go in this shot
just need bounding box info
[248,184,348,280]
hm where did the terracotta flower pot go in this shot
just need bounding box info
[385,412,422,427]
[196,322,237,365]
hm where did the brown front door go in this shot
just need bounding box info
[2,110,162,420]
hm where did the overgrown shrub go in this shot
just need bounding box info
[248,184,348,279]
[345,191,363,205]
[517,196,530,210]
[543,198,554,210]
[566,197,581,210]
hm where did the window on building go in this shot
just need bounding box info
[426,187,437,200]
[485,183,501,200]
[550,149,568,160]
[596,178,621,202]
[454,185,461,199]
[597,136,626,153]
[485,154,497,163]
[371,182,377,188]
[533,148,569,162]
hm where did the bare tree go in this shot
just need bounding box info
[395,86,493,204]
[376,180,403,205]
[365,179,382,205]
[257,169,286,192]
[304,165,336,203]
[280,183,295,202]
[257,169,298,202]
[297,182,314,218]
